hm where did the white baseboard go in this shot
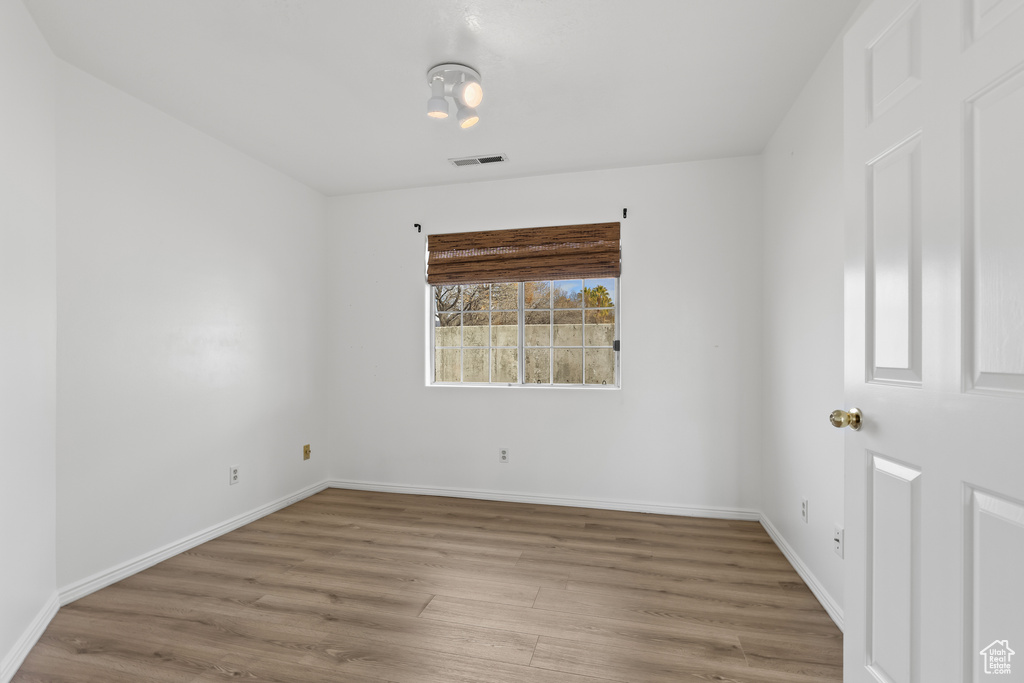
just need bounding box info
[58,480,329,605]
[1,591,59,683]
[328,479,762,521]
[759,514,844,631]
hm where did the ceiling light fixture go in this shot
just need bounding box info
[426,63,483,128]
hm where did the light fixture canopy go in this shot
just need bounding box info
[426,63,483,128]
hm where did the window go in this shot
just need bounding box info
[432,279,618,386]
[427,222,620,388]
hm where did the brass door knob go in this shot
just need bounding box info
[830,407,862,431]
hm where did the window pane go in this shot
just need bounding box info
[553,280,582,308]
[461,284,489,311]
[492,311,517,346]
[434,285,460,313]
[553,348,583,384]
[585,310,615,346]
[553,310,582,346]
[464,349,488,382]
[491,282,518,310]
[463,312,488,346]
[435,349,460,382]
[525,313,550,347]
[525,348,550,384]
[585,349,615,385]
[435,313,461,347]
[585,308,615,325]
[524,281,551,309]
[491,348,518,383]
[583,279,616,307]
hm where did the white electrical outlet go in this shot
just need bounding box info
[801,498,808,523]
[833,525,844,558]
[229,465,240,485]
[498,448,509,464]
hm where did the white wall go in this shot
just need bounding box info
[54,63,329,590]
[760,40,846,620]
[0,0,58,678]
[327,159,763,514]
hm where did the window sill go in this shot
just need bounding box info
[426,382,620,390]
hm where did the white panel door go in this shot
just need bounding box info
[844,1,1024,682]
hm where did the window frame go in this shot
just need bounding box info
[428,278,620,389]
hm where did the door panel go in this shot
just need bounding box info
[845,1,1024,682]
[966,0,1024,43]
[868,453,921,683]
[967,488,1024,682]
[965,68,1024,395]
[867,2,922,121]
[868,134,922,385]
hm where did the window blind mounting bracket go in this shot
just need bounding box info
[415,223,421,233]
[613,340,620,352]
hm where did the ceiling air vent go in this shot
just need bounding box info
[449,153,508,167]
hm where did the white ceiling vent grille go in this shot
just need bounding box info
[449,153,508,167]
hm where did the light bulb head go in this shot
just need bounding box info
[427,77,448,118]
[427,98,449,118]
[457,105,479,129]
[455,77,483,108]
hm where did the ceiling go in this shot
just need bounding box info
[24,0,858,196]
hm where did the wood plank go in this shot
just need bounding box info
[191,653,393,683]
[737,632,844,679]
[23,618,219,683]
[564,575,827,611]
[299,633,614,683]
[533,586,841,638]
[517,543,795,578]
[284,557,542,607]
[531,637,839,683]
[300,543,569,589]
[144,549,291,581]
[51,601,325,665]
[250,594,539,666]
[14,643,201,683]
[419,595,746,663]
[250,572,434,616]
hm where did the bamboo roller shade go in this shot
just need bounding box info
[426,222,620,285]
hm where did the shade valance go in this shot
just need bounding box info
[426,222,620,285]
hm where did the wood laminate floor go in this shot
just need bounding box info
[14,489,843,682]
